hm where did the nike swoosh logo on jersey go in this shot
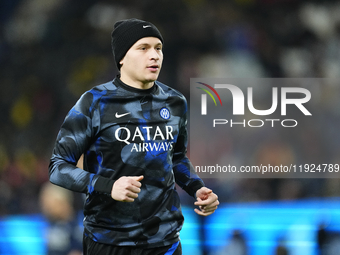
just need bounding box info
[115,112,131,118]
[143,25,151,28]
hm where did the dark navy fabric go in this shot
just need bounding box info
[49,77,204,248]
[83,234,182,255]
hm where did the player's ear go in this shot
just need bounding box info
[119,57,124,67]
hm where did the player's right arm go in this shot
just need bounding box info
[49,91,143,201]
[49,91,101,194]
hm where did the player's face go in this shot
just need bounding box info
[120,37,163,89]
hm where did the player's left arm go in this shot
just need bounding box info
[172,96,218,216]
[172,127,219,216]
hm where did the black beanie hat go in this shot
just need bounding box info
[111,18,163,70]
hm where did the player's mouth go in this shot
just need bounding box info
[147,64,159,72]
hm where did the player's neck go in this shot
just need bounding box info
[119,74,154,90]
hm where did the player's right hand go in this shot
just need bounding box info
[111,175,143,202]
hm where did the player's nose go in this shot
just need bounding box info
[149,48,160,60]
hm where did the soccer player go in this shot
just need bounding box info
[49,18,219,255]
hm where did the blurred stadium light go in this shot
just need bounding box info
[1,199,340,255]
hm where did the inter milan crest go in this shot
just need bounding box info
[160,107,170,120]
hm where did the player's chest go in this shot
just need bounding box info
[98,97,181,145]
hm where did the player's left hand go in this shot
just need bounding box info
[194,187,219,216]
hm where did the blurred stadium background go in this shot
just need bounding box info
[1,0,340,254]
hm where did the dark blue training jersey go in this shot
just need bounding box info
[49,77,204,248]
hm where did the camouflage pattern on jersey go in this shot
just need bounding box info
[49,77,204,247]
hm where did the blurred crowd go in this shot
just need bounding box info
[1,0,340,217]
